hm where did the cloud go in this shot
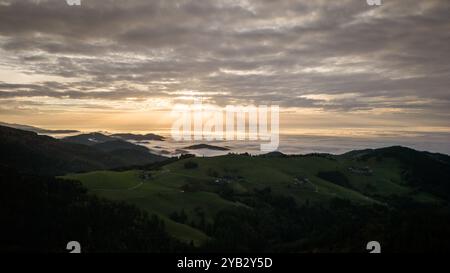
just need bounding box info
[0,0,448,120]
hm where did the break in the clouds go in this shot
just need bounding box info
[0,0,449,132]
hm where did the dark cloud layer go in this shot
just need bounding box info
[0,0,449,115]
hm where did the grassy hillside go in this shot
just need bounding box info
[64,147,449,245]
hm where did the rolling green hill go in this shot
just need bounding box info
[64,147,450,245]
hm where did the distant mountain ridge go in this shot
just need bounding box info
[0,122,79,134]
[111,133,165,141]
[62,132,117,146]
[0,122,166,142]
[0,125,166,176]
[62,132,165,146]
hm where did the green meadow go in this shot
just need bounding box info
[64,151,442,244]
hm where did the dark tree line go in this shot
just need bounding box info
[199,188,450,253]
[0,167,191,253]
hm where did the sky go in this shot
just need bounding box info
[0,0,449,140]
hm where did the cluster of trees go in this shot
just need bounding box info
[197,188,450,253]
